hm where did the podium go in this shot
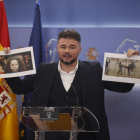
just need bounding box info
[18,107,99,140]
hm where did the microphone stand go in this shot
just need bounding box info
[24,83,43,116]
[70,84,81,140]
[71,84,81,119]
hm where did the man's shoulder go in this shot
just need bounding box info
[79,61,102,75]
[79,61,101,67]
[37,62,58,73]
[39,62,58,67]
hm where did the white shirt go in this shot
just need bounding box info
[58,60,79,92]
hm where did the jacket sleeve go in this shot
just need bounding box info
[5,63,44,95]
[5,75,36,95]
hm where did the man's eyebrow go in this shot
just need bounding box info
[70,44,76,46]
[60,44,76,47]
[60,44,66,46]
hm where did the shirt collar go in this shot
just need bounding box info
[58,59,79,74]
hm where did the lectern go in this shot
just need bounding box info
[18,107,99,140]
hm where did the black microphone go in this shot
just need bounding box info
[24,83,43,116]
[71,84,79,107]
[71,84,81,118]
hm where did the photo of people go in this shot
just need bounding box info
[102,53,140,84]
[104,57,140,78]
[5,56,27,73]
[0,47,36,78]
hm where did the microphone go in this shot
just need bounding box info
[71,84,83,140]
[24,83,43,116]
[71,84,81,118]
[71,84,79,107]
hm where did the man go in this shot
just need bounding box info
[127,61,135,77]
[23,51,33,70]
[105,58,110,75]
[117,61,124,75]
[4,29,138,140]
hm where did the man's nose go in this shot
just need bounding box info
[65,47,70,52]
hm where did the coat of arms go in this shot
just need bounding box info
[86,47,99,60]
[0,91,12,109]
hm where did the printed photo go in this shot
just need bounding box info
[102,53,140,84]
[0,47,36,78]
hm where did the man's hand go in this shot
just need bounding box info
[127,49,139,57]
[3,47,10,54]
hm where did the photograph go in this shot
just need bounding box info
[102,53,140,84]
[0,47,36,78]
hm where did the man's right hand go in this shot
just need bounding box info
[4,47,10,54]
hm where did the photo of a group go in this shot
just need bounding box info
[0,47,36,78]
[102,53,140,84]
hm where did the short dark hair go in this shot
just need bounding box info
[58,29,81,44]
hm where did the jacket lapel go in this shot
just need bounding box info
[44,63,58,105]
[78,61,87,105]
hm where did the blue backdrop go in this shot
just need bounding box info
[9,27,140,140]
[4,0,140,139]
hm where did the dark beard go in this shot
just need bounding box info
[59,58,77,65]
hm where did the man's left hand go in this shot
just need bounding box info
[127,49,139,57]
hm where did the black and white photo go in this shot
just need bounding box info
[102,53,140,84]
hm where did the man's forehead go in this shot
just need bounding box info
[58,38,79,45]
[59,37,78,41]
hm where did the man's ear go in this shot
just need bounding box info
[79,46,82,54]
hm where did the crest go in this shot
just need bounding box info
[86,47,99,60]
[0,91,12,109]
[0,79,17,120]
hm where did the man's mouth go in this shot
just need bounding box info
[63,54,72,58]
